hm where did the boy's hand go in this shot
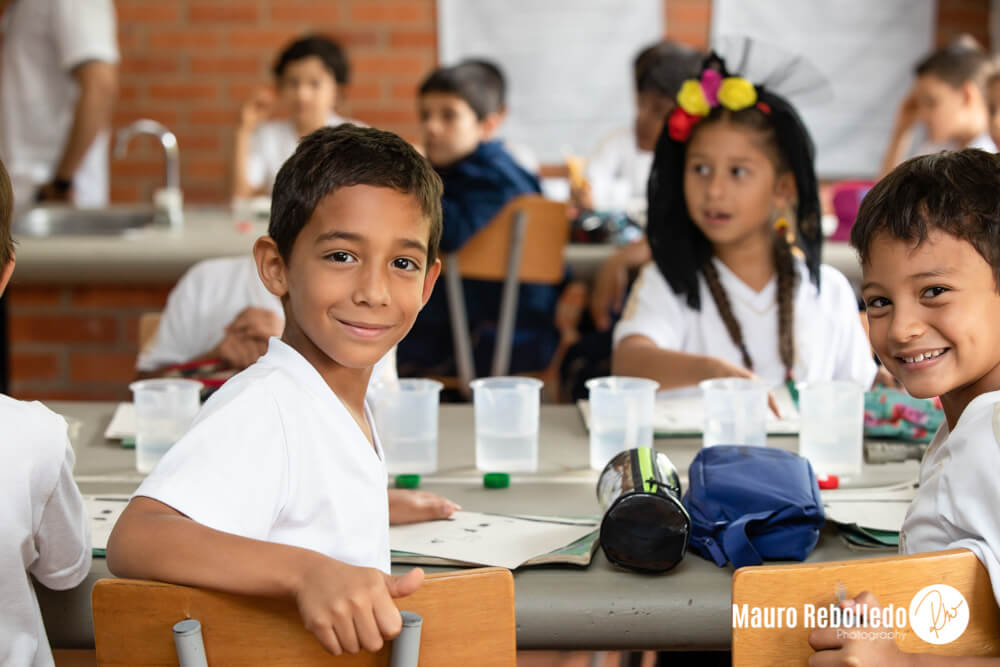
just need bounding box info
[212,307,284,370]
[239,86,275,132]
[709,357,782,418]
[294,556,424,655]
[388,489,460,525]
[808,591,909,667]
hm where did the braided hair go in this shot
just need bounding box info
[646,56,822,378]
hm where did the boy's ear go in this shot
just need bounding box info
[421,258,442,306]
[254,236,289,298]
[479,112,503,139]
[0,254,15,297]
[961,80,980,107]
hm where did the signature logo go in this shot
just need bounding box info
[908,584,969,645]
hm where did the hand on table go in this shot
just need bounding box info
[388,489,460,525]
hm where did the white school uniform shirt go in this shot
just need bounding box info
[900,390,1000,607]
[613,258,877,396]
[247,113,362,193]
[586,127,653,212]
[136,338,391,573]
[0,396,91,667]
[0,0,119,211]
[136,255,397,386]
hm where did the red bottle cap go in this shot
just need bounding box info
[817,474,839,490]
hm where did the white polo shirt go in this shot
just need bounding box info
[247,113,362,193]
[900,390,1000,607]
[136,338,391,573]
[0,396,90,667]
[137,255,397,386]
[586,127,653,212]
[0,0,119,211]
[613,258,877,395]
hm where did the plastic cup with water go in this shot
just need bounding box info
[371,378,443,474]
[585,376,659,470]
[698,377,768,448]
[797,380,865,476]
[128,379,202,473]
[470,377,543,472]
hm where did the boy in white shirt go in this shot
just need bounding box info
[810,149,1000,665]
[0,159,91,666]
[109,125,452,656]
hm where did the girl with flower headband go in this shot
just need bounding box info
[612,54,877,395]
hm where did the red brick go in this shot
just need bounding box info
[227,30,297,50]
[149,83,219,101]
[10,315,118,344]
[10,352,61,382]
[112,110,182,127]
[269,6,341,23]
[227,83,261,104]
[70,351,139,383]
[389,30,436,49]
[110,160,174,180]
[351,4,430,24]
[190,56,263,75]
[189,5,259,23]
[120,57,179,75]
[186,159,230,179]
[390,82,418,101]
[116,5,180,23]
[189,109,240,126]
[148,30,220,49]
[353,109,417,126]
[70,285,171,309]
[7,286,65,308]
[110,184,141,203]
[175,133,224,152]
[344,82,383,102]
[333,31,380,48]
[353,55,430,76]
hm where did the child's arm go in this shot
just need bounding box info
[590,240,652,331]
[880,88,920,177]
[809,592,1000,666]
[31,439,91,591]
[613,333,754,391]
[108,496,423,655]
[231,87,274,199]
[387,489,460,525]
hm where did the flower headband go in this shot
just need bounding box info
[667,69,771,142]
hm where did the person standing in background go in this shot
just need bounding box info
[0,0,119,216]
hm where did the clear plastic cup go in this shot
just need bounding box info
[128,379,202,473]
[797,380,865,476]
[585,376,659,470]
[699,377,768,448]
[370,379,443,474]
[470,377,543,472]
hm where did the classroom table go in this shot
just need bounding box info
[41,401,916,652]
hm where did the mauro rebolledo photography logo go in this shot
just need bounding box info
[733,584,969,645]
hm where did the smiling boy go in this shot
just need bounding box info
[108,125,446,656]
[809,149,1000,666]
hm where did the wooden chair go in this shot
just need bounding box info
[731,548,1000,666]
[137,311,162,355]
[92,567,515,666]
[441,194,571,397]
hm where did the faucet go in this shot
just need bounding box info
[114,119,182,228]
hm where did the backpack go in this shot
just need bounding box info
[681,445,825,568]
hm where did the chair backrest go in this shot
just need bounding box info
[451,194,569,284]
[138,311,162,354]
[731,548,1000,666]
[92,567,516,666]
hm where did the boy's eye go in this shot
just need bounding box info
[866,296,890,309]
[921,286,948,298]
[393,257,420,271]
[326,251,356,263]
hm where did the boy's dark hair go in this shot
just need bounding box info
[915,35,993,93]
[418,63,502,120]
[269,124,443,267]
[646,54,821,378]
[273,35,350,85]
[851,149,1000,288]
[459,58,507,111]
[0,159,13,266]
[634,40,702,97]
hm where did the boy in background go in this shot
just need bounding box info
[398,62,554,378]
[810,149,1000,665]
[109,125,455,655]
[0,158,91,666]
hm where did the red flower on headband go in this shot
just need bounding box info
[668,107,699,142]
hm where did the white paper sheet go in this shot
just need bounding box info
[86,494,129,552]
[390,511,598,569]
[821,480,917,532]
[103,402,135,440]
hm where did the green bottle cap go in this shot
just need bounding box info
[483,472,510,489]
[395,474,421,489]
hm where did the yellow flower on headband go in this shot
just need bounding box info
[717,77,757,111]
[677,80,710,117]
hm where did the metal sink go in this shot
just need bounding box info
[13,206,157,237]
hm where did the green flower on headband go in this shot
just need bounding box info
[718,77,757,111]
[677,80,710,117]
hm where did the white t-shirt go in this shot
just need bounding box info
[900,390,1000,607]
[0,0,119,212]
[137,255,397,386]
[0,396,91,667]
[586,127,653,212]
[136,338,391,573]
[613,258,877,395]
[247,113,361,193]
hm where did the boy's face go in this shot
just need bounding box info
[279,56,338,131]
[418,93,486,167]
[261,185,440,373]
[914,75,968,144]
[862,230,1000,405]
[986,79,1000,149]
[635,90,674,152]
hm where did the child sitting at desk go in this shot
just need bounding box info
[397,62,553,378]
[809,149,1000,665]
[0,160,92,665]
[612,54,877,394]
[232,34,361,199]
[108,125,458,656]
